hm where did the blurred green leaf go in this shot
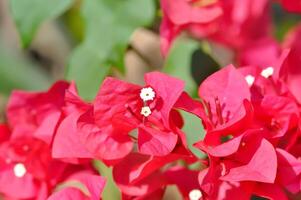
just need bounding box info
[63,1,85,43]
[163,38,199,96]
[10,0,74,48]
[180,110,206,158]
[272,4,301,41]
[67,0,155,100]
[93,160,121,200]
[0,47,51,95]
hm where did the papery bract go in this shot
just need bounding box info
[47,172,106,200]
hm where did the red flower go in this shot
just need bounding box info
[207,0,271,49]
[253,95,299,140]
[0,128,66,199]
[237,37,281,68]
[6,81,70,144]
[197,130,279,199]
[160,0,271,55]
[160,0,222,55]
[76,72,186,162]
[196,65,253,146]
[51,82,93,162]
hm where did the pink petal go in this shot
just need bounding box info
[52,112,93,159]
[145,72,185,129]
[138,126,177,156]
[78,109,133,161]
[221,138,277,183]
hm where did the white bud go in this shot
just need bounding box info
[261,67,274,78]
[189,189,202,200]
[14,163,26,178]
[245,75,255,86]
[140,106,152,117]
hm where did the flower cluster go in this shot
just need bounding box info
[0,82,105,200]
[1,0,301,200]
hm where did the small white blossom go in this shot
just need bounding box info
[189,189,203,200]
[140,87,155,101]
[14,163,26,178]
[245,75,255,86]
[140,106,152,117]
[261,67,274,78]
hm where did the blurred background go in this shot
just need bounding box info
[0,0,300,123]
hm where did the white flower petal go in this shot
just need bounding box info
[140,87,155,101]
[140,106,152,117]
[14,163,26,178]
[261,67,274,78]
[189,189,203,200]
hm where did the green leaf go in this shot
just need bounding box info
[180,110,206,158]
[10,0,74,48]
[93,160,121,200]
[0,45,51,95]
[163,38,200,96]
[66,0,155,100]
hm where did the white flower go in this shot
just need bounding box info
[14,163,26,178]
[245,75,255,86]
[261,67,274,78]
[189,189,203,200]
[140,87,155,101]
[140,106,152,117]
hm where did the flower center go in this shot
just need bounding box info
[189,189,203,200]
[14,163,26,178]
[204,97,229,127]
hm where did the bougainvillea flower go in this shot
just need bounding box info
[198,163,255,200]
[77,72,186,162]
[198,65,253,142]
[48,172,106,200]
[237,37,281,68]
[160,0,272,55]
[253,95,299,139]
[6,81,69,144]
[0,135,66,199]
[220,137,277,183]
[0,122,100,200]
[51,83,93,161]
[197,130,279,199]
[208,0,271,49]
[160,0,222,55]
